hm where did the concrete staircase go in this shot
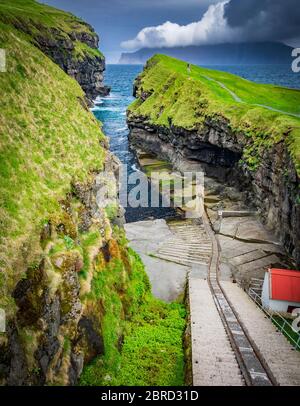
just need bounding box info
[153,220,212,266]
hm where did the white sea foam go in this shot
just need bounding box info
[131,164,140,172]
[90,106,101,112]
[116,126,128,133]
[106,93,120,100]
[99,107,122,112]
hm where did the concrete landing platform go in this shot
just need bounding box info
[124,219,189,302]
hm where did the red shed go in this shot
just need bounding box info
[262,268,300,313]
[270,269,300,302]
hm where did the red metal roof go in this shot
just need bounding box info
[269,269,300,303]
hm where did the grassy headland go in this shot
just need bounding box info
[128,54,300,173]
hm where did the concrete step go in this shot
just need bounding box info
[163,240,212,248]
[230,250,269,267]
[158,246,211,254]
[218,210,258,218]
[161,223,212,265]
[158,245,211,255]
[158,252,211,262]
[239,255,281,273]
[155,254,209,265]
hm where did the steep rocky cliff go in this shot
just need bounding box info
[127,55,300,266]
[33,26,110,102]
[0,0,109,102]
[0,0,147,386]
[2,157,136,386]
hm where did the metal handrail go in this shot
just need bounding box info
[248,288,300,351]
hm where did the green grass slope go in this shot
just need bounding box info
[0,0,103,60]
[0,0,94,33]
[0,5,187,386]
[0,16,106,306]
[128,54,300,173]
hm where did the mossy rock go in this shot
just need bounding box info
[49,212,77,240]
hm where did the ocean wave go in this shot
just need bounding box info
[116,126,128,132]
[94,95,104,103]
[131,164,140,172]
[90,106,102,112]
[98,107,122,112]
[105,93,121,100]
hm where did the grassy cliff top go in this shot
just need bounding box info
[129,54,300,174]
[0,0,95,36]
[0,8,106,292]
[0,0,103,59]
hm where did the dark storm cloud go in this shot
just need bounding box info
[123,0,300,50]
[42,0,219,61]
[43,1,299,59]
[224,0,300,42]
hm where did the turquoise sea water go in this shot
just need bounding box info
[92,65,142,169]
[205,65,300,89]
[92,64,300,221]
[92,64,177,221]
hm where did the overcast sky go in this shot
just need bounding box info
[42,0,299,63]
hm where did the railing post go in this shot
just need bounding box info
[248,286,300,350]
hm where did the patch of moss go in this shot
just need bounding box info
[79,229,102,280]
[79,248,186,386]
[105,203,118,221]
[115,299,186,386]
[73,41,104,61]
[81,258,128,383]
[18,327,40,372]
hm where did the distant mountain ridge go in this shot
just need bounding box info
[119,42,293,65]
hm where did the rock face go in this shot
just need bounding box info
[128,116,300,267]
[36,27,110,101]
[11,19,110,102]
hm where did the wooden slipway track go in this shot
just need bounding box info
[202,210,277,386]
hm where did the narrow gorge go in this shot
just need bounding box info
[0,0,185,386]
[1,0,300,390]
